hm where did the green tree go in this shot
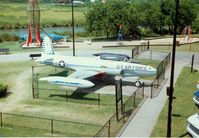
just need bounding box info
[125,2,142,38]
[138,1,161,34]
[85,0,198,38]
[85,0,131,38]
[160,0,197,34]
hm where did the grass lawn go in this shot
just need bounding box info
[150,42,199,52]
[0,2,86,28]
[0,61,128,136]
[131,58,161,67]
[0,125,54,137]
[151,66,199,137]
[0,42,40,53]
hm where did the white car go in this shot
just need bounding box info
[187,113,199,137]
[73,1,84,4]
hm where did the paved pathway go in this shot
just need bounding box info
[119,61,188,137]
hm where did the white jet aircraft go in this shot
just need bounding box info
[36,36,157,88]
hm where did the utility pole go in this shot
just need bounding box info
[71,0,75,56]
[167,0,180,137]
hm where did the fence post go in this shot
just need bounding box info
[137,46,139,55]
[133,91,136,107]
[32,66,35,99]
[150,50,152,60]
[36,74,39,98]
[98,93,100,108]
[163,69,165,80]
[151,83,153,99]
[131,49,134,59]
[65,91,68,102]
[142,82,144,98]
[147,41,150,50]
[169,52,171,63]
[108,120,111,137]
[0,112,2,127]
[189,42,192,51]
[51,119,53,134]
[191,54,194,73]
[123,103,125,117]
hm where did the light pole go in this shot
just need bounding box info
[167,0,180,137]
[71,0,75,56]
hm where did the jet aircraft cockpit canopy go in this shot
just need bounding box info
[93,53,130,62]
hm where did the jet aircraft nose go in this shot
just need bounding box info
[148,66,157,75]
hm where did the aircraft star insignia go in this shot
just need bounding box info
[59,60,65,67]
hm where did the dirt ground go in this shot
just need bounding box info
[0,69,32,112]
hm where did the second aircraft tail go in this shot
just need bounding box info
[42,35,55,55]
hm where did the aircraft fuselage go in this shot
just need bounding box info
[41,54,156,77]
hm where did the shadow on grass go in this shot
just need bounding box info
[179,132,190,137]
[172,113,181,117]
[49,92,98,101]
[0,91,12,98]
[49,70,71,77]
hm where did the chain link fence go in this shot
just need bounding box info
[190,54,199,72]
[151,52,171,98]
[95,86,146,137]
[131,43,149,59]
[0,112,102,136]
[32,65,117,106]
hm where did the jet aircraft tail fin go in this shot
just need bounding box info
[42,35,55,55]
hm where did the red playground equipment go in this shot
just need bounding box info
[179,26,192,42]
[27,0,42,47]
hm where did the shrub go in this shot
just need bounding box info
[0,83,7,98]
[0,33,19,42]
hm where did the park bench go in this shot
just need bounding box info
[0,48,9,54]
[29,53,41,60]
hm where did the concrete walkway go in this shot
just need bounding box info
[119,61,187,137]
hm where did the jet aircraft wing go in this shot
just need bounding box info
[68,70,105,79]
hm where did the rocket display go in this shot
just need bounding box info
[27,0,42,47]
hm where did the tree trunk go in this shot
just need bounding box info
[106,31,109,39]
[169,25,171,34]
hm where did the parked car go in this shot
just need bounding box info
[193,91,199,106]
[187,113,199,137]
